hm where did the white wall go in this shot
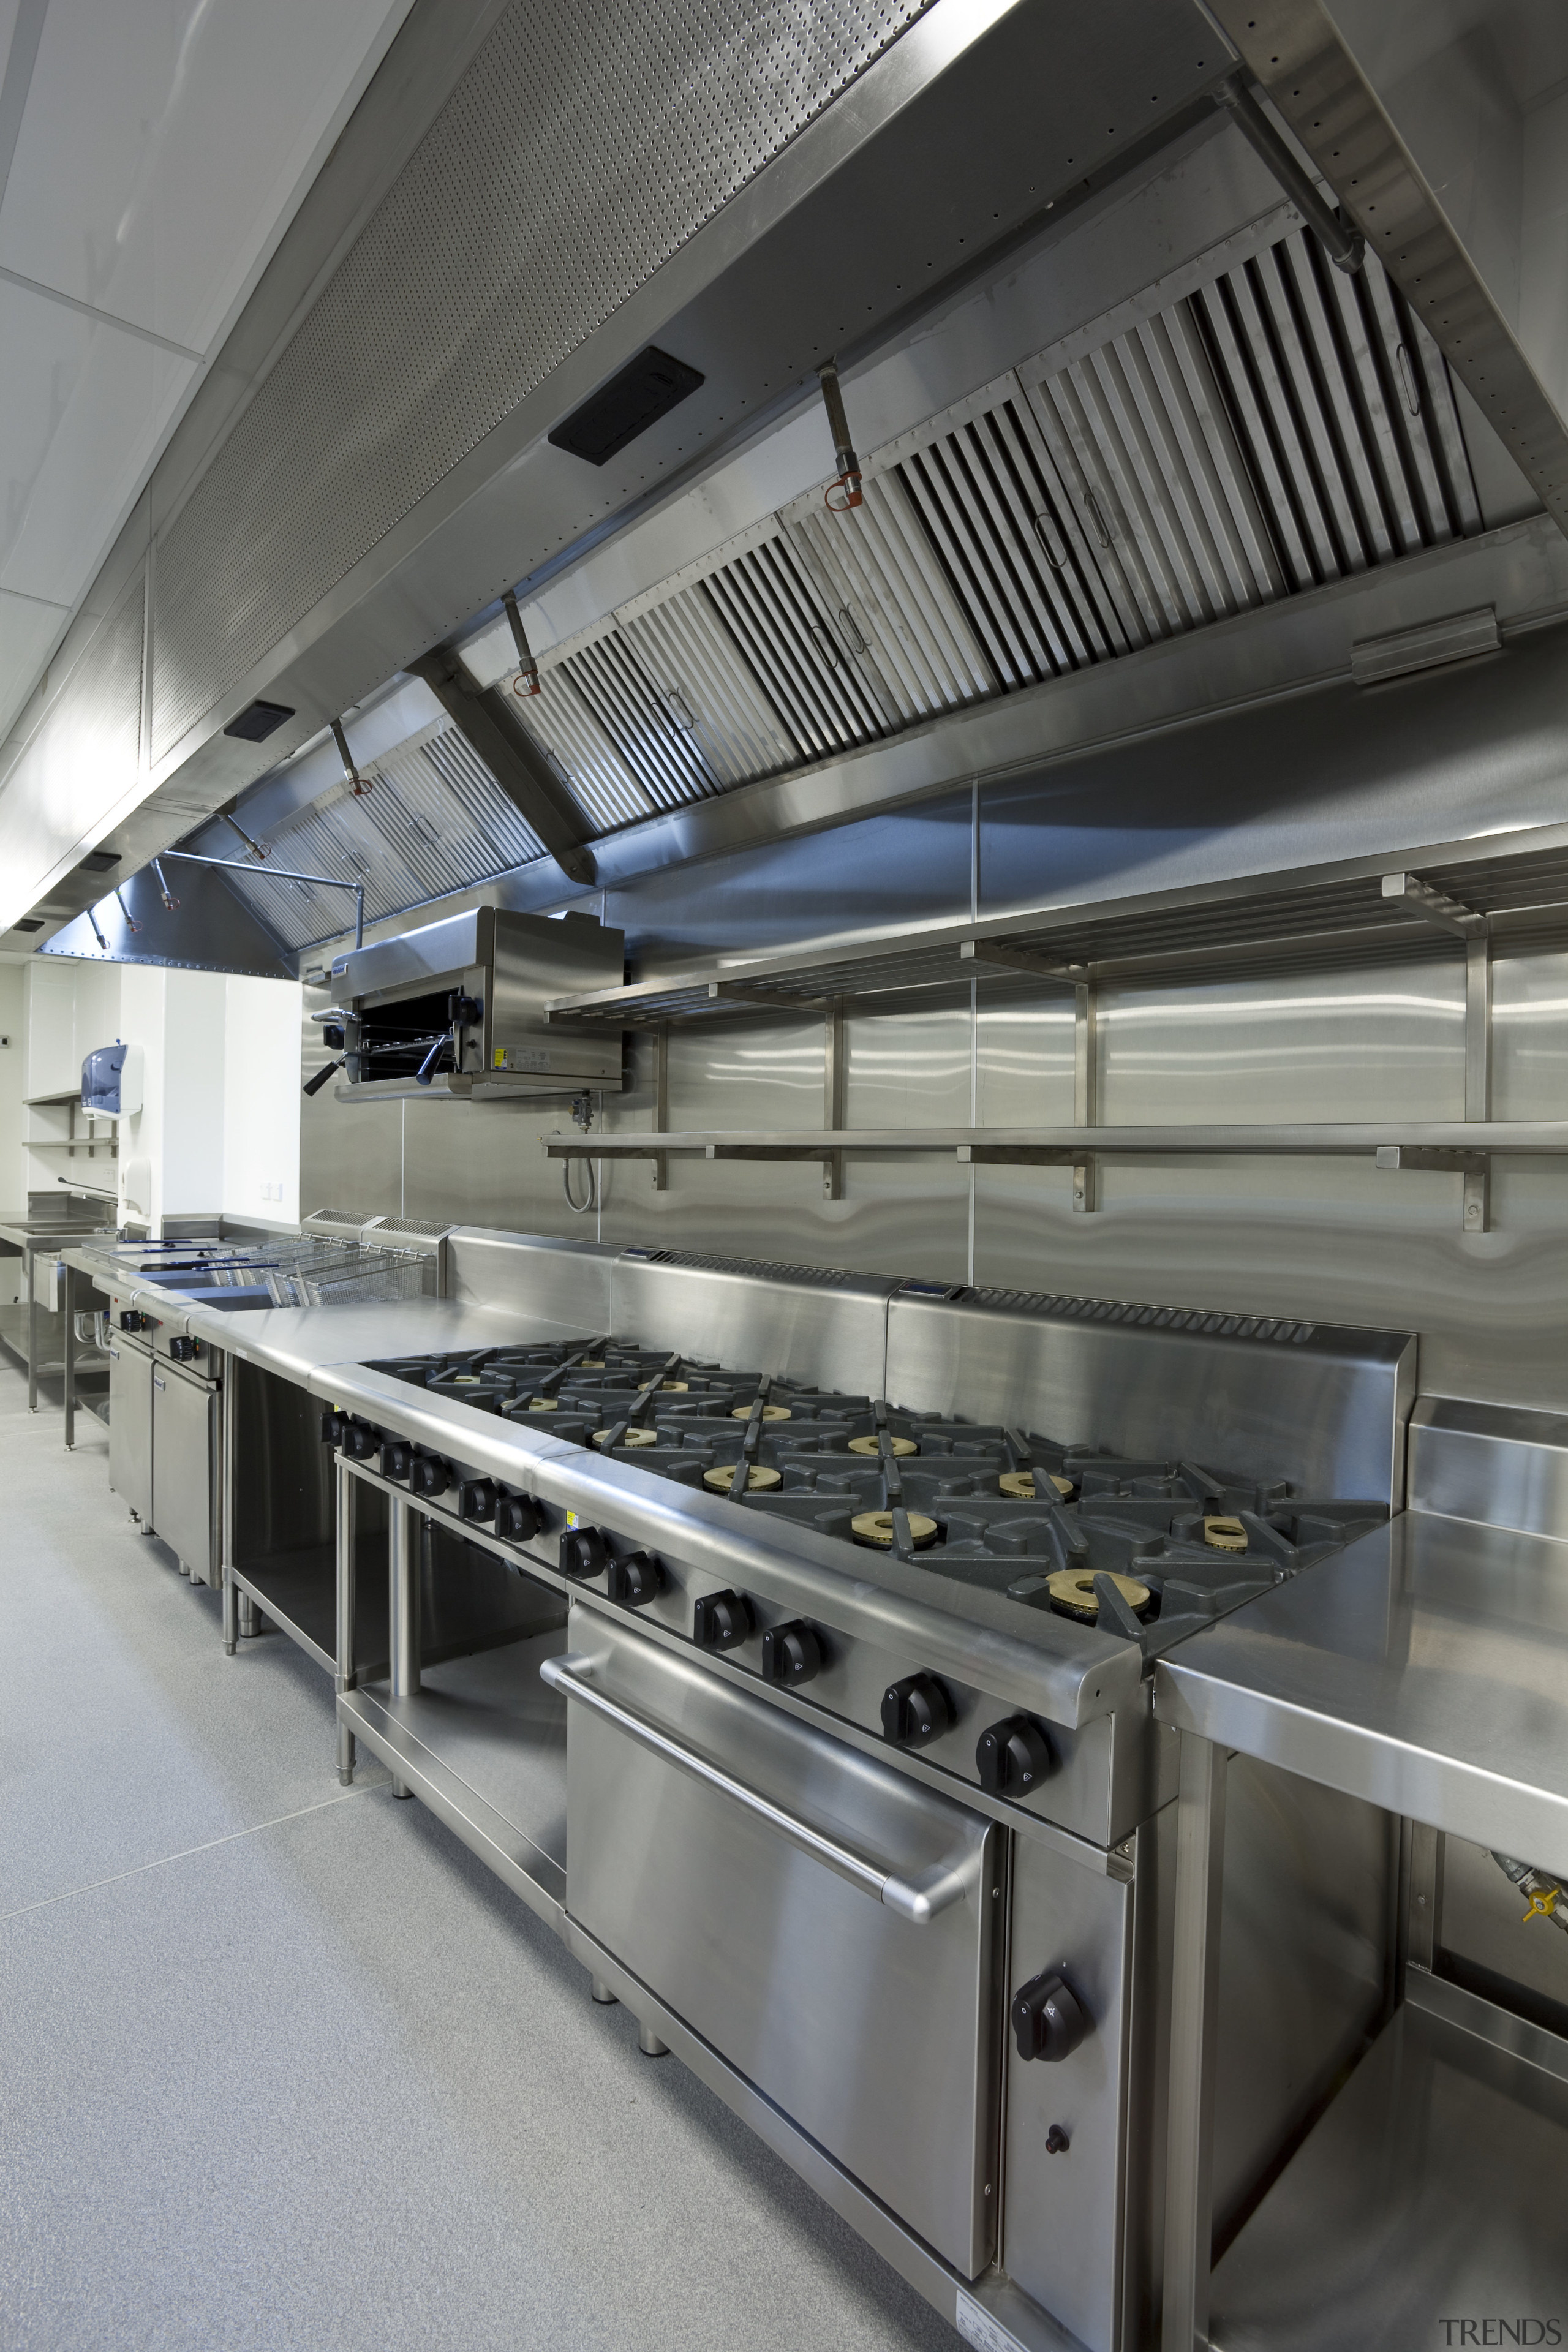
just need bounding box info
[12,957,301,1232]
[0,962,25,1206]
[222,975,303,1225]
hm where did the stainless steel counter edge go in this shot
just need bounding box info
[1154,1650,1568,1881]
[319,1361,1145,1729]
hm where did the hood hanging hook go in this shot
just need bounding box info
[503,590,541,697]
[331,717,373,796]
[818,361,864,511]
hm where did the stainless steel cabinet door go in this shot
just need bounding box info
[560,1605,1001,2276]
[107,1336,153,1523]
[151,1360,219,1581]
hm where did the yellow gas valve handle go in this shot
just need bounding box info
[1522,1886,1560,1923]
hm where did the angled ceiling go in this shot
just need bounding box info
[0,0,418,746]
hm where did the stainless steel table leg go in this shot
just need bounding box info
[388,1495,420,1797]
[62,1263,76,1448]
[220,1353,238,1648]
[1162,1732,1228,2352]
[237,1590,260,1638]
[638,2021,669,2057]
[27,1251,38,1411]
[590,1978,617,2006]
[335,1458,357,1785]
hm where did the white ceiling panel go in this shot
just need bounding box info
[0,0,414,352]
[0,276,195,605]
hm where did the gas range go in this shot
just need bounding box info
[368,1338,1387,1665]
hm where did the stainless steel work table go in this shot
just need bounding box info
[1152,1510,1568,2350]
[4,1217,114,1425]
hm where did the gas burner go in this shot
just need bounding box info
[371,1341,1388,1657]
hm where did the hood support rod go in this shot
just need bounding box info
[161,850,365,951]
[1216,77,1364,273]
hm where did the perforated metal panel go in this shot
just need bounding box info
[149,0,935,761]
[2,581,144,888]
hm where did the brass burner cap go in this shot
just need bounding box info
[594,1428,657,1449]
[703,1463,783,1492]
[578,1359,605,1369]
[660,1380,689,1392]
[998,1471,1076,1501]
[851,1510,939,1550]
[733,1403,791,1420]
[1203,1516,1248,1553]
[1047,1569,1152,1624]
[526,1398,559,1411]
[848,1434,916,1457]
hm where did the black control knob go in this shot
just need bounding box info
[119,1310,149,1333]
[410,1455,450,1499]
[692,1589,753,1651]
[495,1493,542,1542]
[320,1409,347,1448]
[380,1438,414,1483]
[322,1023,345,1051]
[343,1420,379,1461]
[881,1673,953,1748]
[605,1550,663,1608]
[976,1714,1054,1797]
[168,1336,198,1363]
[1045,2125,1071,2155]
[562,1525,609,1580]
[458,1479,498,1523]
[1011,1971,1088,2064]
[760,1620,824,1686]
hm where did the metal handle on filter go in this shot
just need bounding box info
[541,1654,970,1924]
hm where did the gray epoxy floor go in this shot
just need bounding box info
[0,1361,961,2351]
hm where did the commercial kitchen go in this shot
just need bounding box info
[2,4,1567,2348]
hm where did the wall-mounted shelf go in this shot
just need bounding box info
[538,823,1568,1234]
[547,1122,1568,1231]
[543,826,1568,1028]
[23,1091,92,1109]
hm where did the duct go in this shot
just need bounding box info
[409,649,595,884]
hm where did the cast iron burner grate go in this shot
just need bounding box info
[371,1341,1387,1659]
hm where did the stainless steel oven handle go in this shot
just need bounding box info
[541,1655,971,1924]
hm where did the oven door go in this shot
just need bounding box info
[549,1604,1001,2276]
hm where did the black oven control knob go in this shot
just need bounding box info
[410,1455,450,1499]
[168,1336,198,1363]
[119,1310,149,1333]
[458,1479,497,1523]
[320,1409,347,1448]
[760,1621,824,1686]
[692,1589,752,1651]
[562,1525,609,1580]
[343,1420,379,1461]
[1012,1971,1088,2064]
[976,1715,1054,1796]
[606,1550,663,1608]
[380,1438,414,1483]
[881,1673,953,1748]
[495,1494,542,1543]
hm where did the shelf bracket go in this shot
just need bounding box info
[1073,970,1098,1213]
[652,1022,669,1193]
[1375,1144,1490,1233]
[824,998,846,1201]
[1380,871,1488,940]
[959,940,1077,984]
